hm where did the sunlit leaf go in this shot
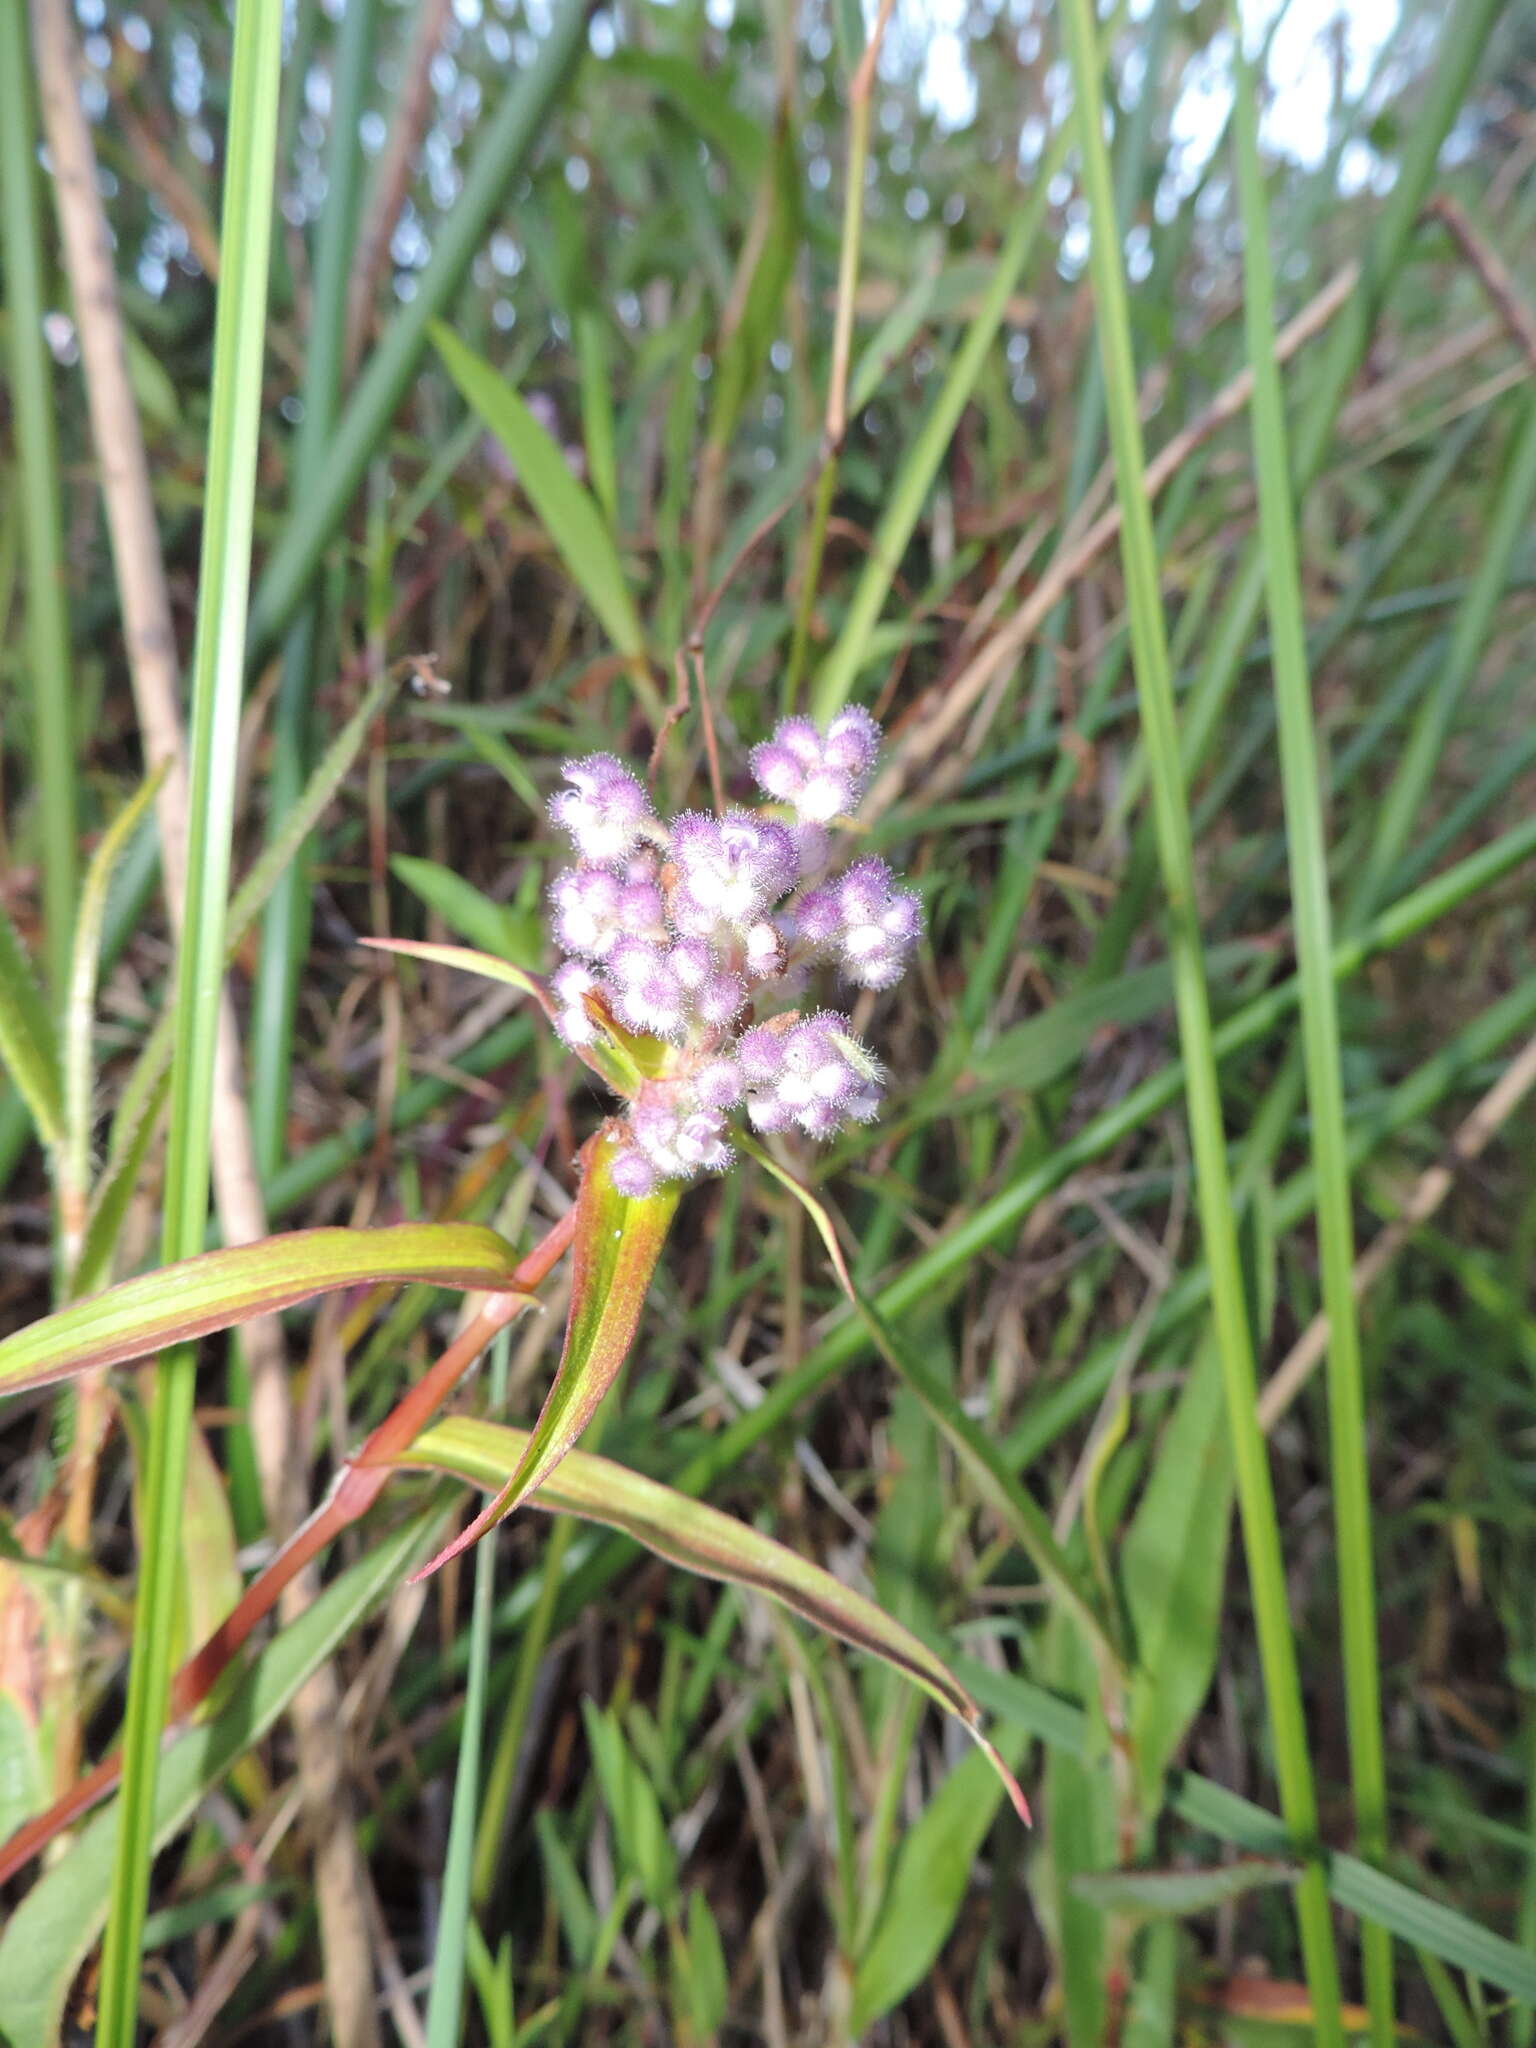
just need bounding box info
[0,1223,533,1393]
[357,935,553,1017]
[408,1126,680,1580]
[400,1410,1028,1823]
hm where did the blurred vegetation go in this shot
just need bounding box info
[2,0,1536,2041]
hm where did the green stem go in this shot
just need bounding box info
[96,0,285,2032]
[0,0,77,997]
[1231,40,1391,2039]
[1056,0,1344,2029]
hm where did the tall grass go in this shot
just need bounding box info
[95,0,285,2033]
[1057,0,1344,2028]
[1,0,1533,2038]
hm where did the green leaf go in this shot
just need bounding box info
[958,1654,1536,2003]
[408,1127,680,1579]
[1040,1613,1116,2048]
[0,895,62,1150]
[389,855,543,969]
[1072,1857,1300,1918]
[674,1888,729,2043]
[432,321,646,660]
[0,1510,438,2048]
[848,1729,1030,2035]
[0,1222,532,1393]
[62,766,167,1236]
[607,50,767,180]
[534,1809,597,1966]
[1121,1336,1233,1810]
[358,934,553,1017]
[706,123,798,452]
[401,1411,1027,1815]
[581,1702,677,1913]
[0,1690,48,1845]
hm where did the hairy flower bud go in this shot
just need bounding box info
[549,754,653,862]
[542,712,916,1195]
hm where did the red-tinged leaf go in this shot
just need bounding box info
[400,1411,1029,1824]
[409,1125,680,1582]
[0,1224,534,1394]
[736,1131,854,1300]
[357,937,555,1020]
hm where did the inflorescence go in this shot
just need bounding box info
[545,710,921,1198]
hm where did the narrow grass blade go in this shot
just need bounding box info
[433,321,646,661]
[402,1414,1028,1818]
[95,0,287,2024]
[1231,38,1391,2040]
[424,1328,510,2048]
[848,1730,1030,2036]
[1056,0,1344,2031]
[0,1222,532,1392]
[61,767,166,1271]
[250,0,379,1184]
[959,1656,1536,2003]
[853,1293,1117,1667]
[0,5,77,993]
[358,937,554,1019]
[409,1127,681,1581]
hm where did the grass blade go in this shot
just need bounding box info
[0,3,77,994]
[0,1221,532,1391]
[95,0,285,2027]
[0,898,63,1153]
[1231,38,1392,2039]
[1056,0,1344,2030]
[0,1511,438,2048]
[425,1327,511,2048]
[404,1413,1027,1815]
[433,321,648,664]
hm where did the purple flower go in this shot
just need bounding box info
[610,1145,659,1198]
[606,938,687,1039]
[790,887,842,947]
[748,710,881,824]
[549,864,666,960]
[669,811,798,927]
[694,1056,744,1109]
[552,959,602,1048]
[549,754,654,862]
[537,706,911,1192]
[743,1012,884,1139]
[832,858,923,990]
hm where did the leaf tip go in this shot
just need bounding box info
[971,1723,1032,1828]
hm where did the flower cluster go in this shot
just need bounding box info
[546,711,920,1197]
